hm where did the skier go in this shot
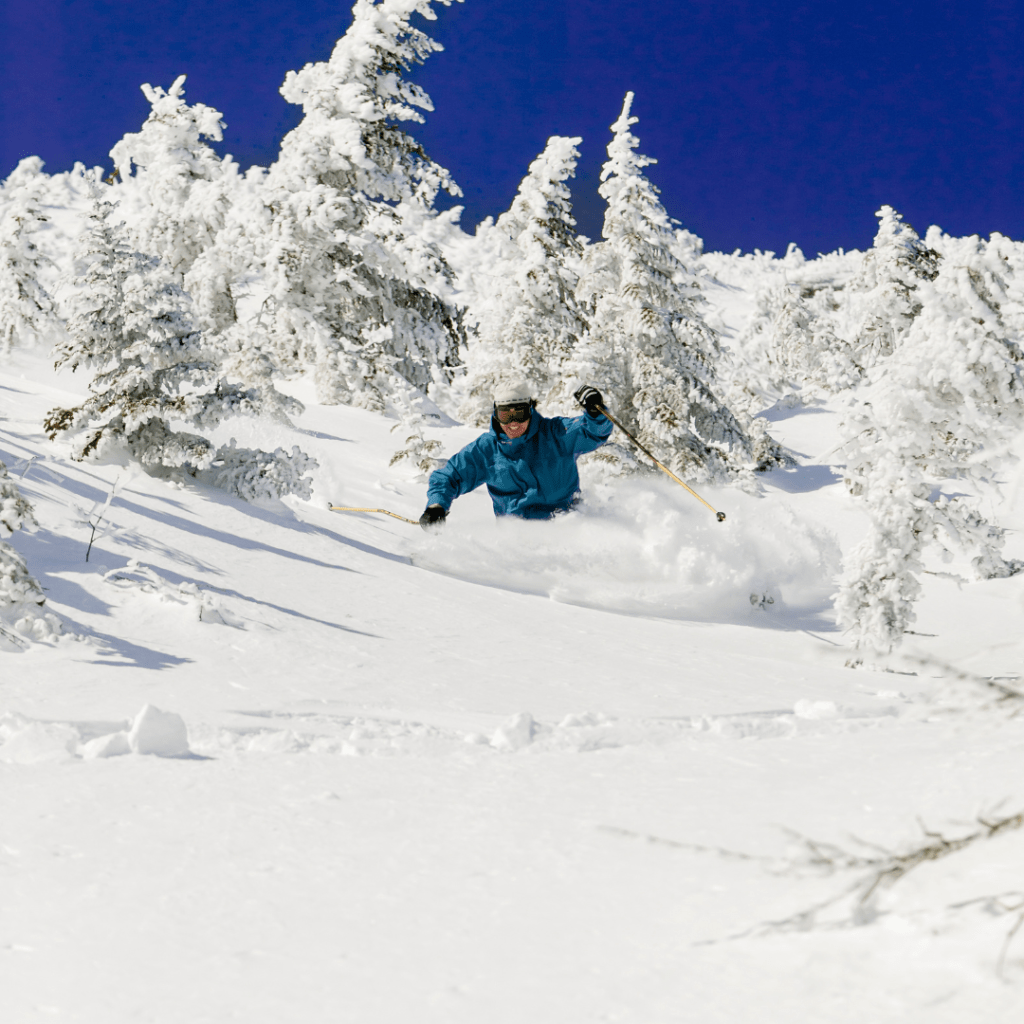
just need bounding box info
[419,382,612,528]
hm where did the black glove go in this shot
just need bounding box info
[419,504,447,530]
[573,384,604,418]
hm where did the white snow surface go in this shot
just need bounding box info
[3,347,1024,1023]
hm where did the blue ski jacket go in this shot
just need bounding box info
[426,410,613,519]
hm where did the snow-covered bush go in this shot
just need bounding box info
[838,205,940,371]
[200,440,317,503]
[253,0,464,410]
[0,460,61,643]
[389,431,444,478]
[837,230,1024,654]
[734,282,858,402]
[456,135,587,423]
[565,93,781,482]
[0,460,36,536]
[0,157,61,352]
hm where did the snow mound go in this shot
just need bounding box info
[409,479,841,626]
[104,560,243,626]
[0,707,191,761]
[491,712,535,751]
[127,705,191,756]
[0,713,78,764]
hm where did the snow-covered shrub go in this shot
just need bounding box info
[735,283,858,400]
[0,157,60,352]
[837,231,1024,654]
[0,460,61,643]
[104,560,242,627]
[456,135,587,423]
[565,93,781,482]
[252,0,464,409]
[201,440,317,503]
[0,461,36,536]
[389,432,444,478]
[0,541,45,609]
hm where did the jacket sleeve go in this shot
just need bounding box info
[426,438,492,510]
[561,412,613,455]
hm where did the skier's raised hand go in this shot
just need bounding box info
[419,504,447,530]
[573,384,604,418]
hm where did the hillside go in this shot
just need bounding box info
[3,333,1024,1021]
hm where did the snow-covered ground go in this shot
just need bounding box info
[3,345,1024,1023]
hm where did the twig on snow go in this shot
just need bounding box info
[73,477,119,562]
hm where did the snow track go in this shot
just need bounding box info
[408,477,842,627]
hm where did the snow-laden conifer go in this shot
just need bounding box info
[107,77,298,411]
[0,157,60,352]
[43,198,317,501]
[109,76,236,278]
[456,136,587,423]
[837,230,1024,655]
[256,0,464,411]
[837,205,940,371]
[565,94,779,481]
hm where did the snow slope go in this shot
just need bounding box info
[3,346,1024,1023]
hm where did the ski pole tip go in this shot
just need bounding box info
[716,511,727,522]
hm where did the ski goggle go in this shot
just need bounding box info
[495,402,532,424]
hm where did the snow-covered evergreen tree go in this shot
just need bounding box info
[565,93,778,481]
[106,76,296,404]
[0,460,61,643]
[837,230,1024,655]
[0,157,59,352]
[256,0,464,410]
[456,135,587,424]
[43,198,316,501]
[837,205,940,371]
[109,75,236,278]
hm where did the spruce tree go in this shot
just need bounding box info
[109,75,235,278]
[258,0,464,411]
[836,230,1024,655]
[838,205,940,371]
[457,135,587,424]
[0,157,58,352]
[108,77,294,406]
[43,197,316,501]
[566,93,777,482]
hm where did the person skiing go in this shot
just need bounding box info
[419,382,612,528]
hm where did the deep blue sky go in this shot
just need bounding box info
[2,0,1022,255]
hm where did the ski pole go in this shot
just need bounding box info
[328,504,420,526]
[592,403,727,522]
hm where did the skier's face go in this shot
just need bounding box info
[501,417,530,438]
[496,401,531,438]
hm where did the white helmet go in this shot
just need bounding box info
[493,379,533,405]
